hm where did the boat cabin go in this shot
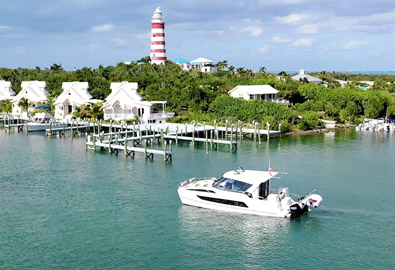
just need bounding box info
[32,113,53,123]
[214,169,278,200]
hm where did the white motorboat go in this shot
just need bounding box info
[178,167,323,218]
[26,112,64,132]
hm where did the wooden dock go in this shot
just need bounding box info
[164,134,237,150]
[5,123,25,133]
[86,136,172,161]
[45,124,91,136]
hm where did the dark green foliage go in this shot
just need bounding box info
[1,62,395,132]
[0,99,12,113]
[208,95,297,126]
[298,111,323,131]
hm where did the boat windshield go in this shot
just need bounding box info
[213,177,252,192]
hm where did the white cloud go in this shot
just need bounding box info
[242,26,263,37]
[295,24,318,35]
[89,44,99,50]
[258,45,270,53]
[276,13,309,24]
[272,36,292,44]
[292,38,313,47]
[113,39,127,46]
[343,41,370,50]
[136,32,151,40]
[259,0,306,5]
[91,24,114,33]
[359,11,395,26]
[0,25,12,30]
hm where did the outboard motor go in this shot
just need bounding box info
[309,194,323,208]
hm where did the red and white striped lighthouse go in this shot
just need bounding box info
[150,7,167,65]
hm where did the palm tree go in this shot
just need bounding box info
[259,66,267,74]
[73,106,83,118]
[228,66,235,74]
[236,67,246,76]
[44,96,56,112]
[216,60,228,71]
[87,102,103,120]
[18,98,30,112]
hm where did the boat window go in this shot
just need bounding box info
[213,178,252,192]
[259,181,270,199]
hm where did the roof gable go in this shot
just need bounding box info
[55,82,92,105]
[0,80,15,100]
[103,82,143,108]
[12,81,49,103]
[190,57,213,64]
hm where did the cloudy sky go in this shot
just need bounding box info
[1,0,395,71]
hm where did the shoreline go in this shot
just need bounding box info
[284,125,355,136]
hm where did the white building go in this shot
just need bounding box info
[11,81,49,116]
[174,58,191,71]
[0,80,15,102]
[102,81,174,124]
[54,82,102,121]
[292,69,322,84]
[228,85,280,102]
[190,57,217,73]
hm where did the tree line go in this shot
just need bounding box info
[1,59,395,131]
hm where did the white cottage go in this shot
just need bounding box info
[190,57,218,73]
[228,85,279,101]
[0,80,16,101]
[11,81,49,116]
[54,82,101,121]
[102,81,174,124]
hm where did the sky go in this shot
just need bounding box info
[1,0,395,72]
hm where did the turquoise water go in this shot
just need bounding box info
[1,130,394,269]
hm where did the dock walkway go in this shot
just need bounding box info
[46,124,91,136]
[164,134,237,150]
[86,139,172,161]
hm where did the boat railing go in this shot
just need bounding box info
[180,177,217,187]
[194,177,217,181]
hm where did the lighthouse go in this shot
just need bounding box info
[150,7,167,65]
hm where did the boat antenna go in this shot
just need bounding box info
[239,166,245,172]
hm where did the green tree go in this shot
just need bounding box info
[216,60,228,71]
[50,63,63,71]
[18,98,30,112]
[86,102,104,120]
[0,99,12,113]
[259,66,267,74]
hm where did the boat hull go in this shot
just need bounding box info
[27,123,66,132]
[178,170,322,219]
[178,188,292,218]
